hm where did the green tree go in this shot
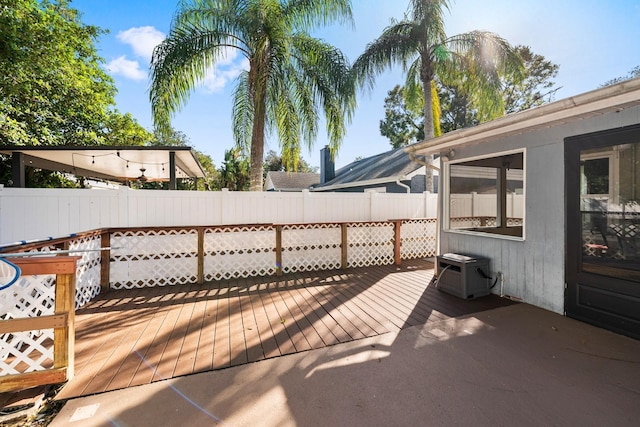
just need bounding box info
[194,151,221,190]
[150,0,356,191]
[0,0,116,146]
[440,45,559,131]
[354,0,522,140]
[379,85,424,148]
[438,81,478,133]
[263,149,318,178]
[380,45,558,138]
[217,147,250,191]
[102,111,154,146]
[502,45,560,114]
[146,126,220,191]
[152,127,191,147]
[353,0,522,190]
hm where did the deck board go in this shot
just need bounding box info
[56,259,516,400]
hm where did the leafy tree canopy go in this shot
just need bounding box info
[263,150,318,178]
[217,147,250,191]
[0,0,177,187]
[380,45,560,142]
[0,0,119,146]
[379,85,424,149]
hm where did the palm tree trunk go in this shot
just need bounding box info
[249,98,266,191]
[422,76,435,193]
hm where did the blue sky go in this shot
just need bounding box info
[71,0,640,169]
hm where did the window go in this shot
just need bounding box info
[579,144,640,280]
[445,152,524,237]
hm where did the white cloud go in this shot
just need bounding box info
[117,26,165,61]
[200,54,250,93]
[215,47,239,66]
[105,56,147,81]
[111,27,249,89]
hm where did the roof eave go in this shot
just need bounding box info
[405,77,640,156]
[312,175,411,192]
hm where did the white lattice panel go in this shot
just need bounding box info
[110,229,198,288]
[69,235,102,307]
[204,226,276,280]
[508,218,523,226]
[400,219,437,259]
[478,218,523,227]
[0,275,55,374]
[450,217,482,228]
[347,222,394,267]
[281,224,342,273]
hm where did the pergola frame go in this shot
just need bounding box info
[0,145,206,190]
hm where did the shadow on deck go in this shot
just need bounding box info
[56,259,516,399]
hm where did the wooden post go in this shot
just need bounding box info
[341,223,348,269]
[275,225,283,276]
[394,220,402,266]
[197,228,204,284]
[54,270,76,379]
[100,231,110,292]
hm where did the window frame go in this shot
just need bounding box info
[443,149,526,240]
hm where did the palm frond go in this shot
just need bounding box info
[352,22,420,93]
[232,70,253,153]
[283,0,354,30]
[290,33,354,149]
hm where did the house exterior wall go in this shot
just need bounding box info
[439,104,640,314]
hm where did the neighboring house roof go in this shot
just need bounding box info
[312,147,425,192]
[264,171,320,191]
[406,77,640,157]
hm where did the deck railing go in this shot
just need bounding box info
[0,256,79,393]
[0,218,436,386]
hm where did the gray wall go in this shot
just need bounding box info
[439,105,640,314]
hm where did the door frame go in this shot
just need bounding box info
[565,123,640,339]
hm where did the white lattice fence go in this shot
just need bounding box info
[69,234,102,306]
[483,218,524,227]
[204,225,276,280]
[450,217,482,228]
[110,229,198,288]
[281,224,342,273]
[0,274,55,375]
[1,245,60,374]
[347,222,395,267]
[400,219,437,259]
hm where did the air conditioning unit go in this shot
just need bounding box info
[435,253,491,299]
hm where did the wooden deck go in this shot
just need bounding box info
[56,259,515,400]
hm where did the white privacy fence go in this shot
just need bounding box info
[0,187,438,245]
[449,192,524,219]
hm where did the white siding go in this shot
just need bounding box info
[439,103,640,314]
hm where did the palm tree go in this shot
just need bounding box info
[150,0,355,191]
[353,0,523,190]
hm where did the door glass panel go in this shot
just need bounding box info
[580,143,640,282]
[582,158,609,195]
